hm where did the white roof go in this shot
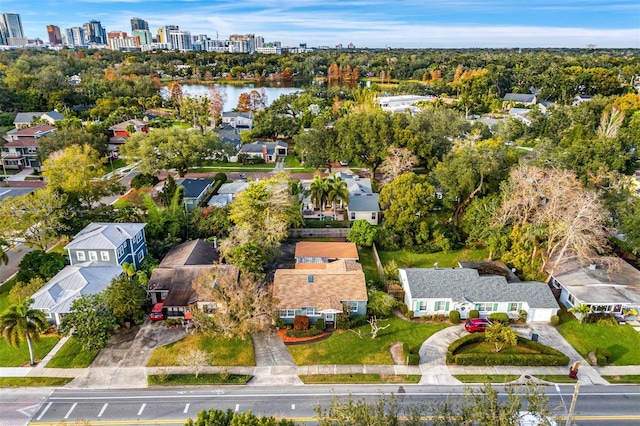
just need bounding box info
[65,222,146,251]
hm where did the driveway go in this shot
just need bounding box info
[250,332,302,386]
[418,325,466,385]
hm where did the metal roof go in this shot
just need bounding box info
[65,222,146,250]
[348,193,380,212]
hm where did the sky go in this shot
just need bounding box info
[2,0,639,48]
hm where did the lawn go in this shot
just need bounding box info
[455,341,540,356]
[300,374,421,384]
[358,247,382,285]
[287,316,449,365]
[148,373,252,386]
[556,308,640,365]
[147,333,255,367]
[454,374,520,383]
[378,246,490,269]
[603,375,640,384]
[534,375,579,384]
[46,337,100,368]
[0,278,17,315]
[0,335,60,367]
[284,155,315,172]
[0,377,72,387]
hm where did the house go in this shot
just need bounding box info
[376,95,435,114]
[572,95,593,106]
[294,241,359,267]
[273,259,368,327]
[399,267,559,323]
[177,178,213,211]
[503,93,537,105]
[13,111,63,129]
[147,239,238,319]
[508,108,533,126]
[238,141,287,163]
[1,124,56,169]
[30,262,123,326]
[65,222,147,270]
[207,181,248,208]
[347,193,380,225]
[214,124,244,152]
[548,257,640,316]
[107,119,148,157]
[221,112,253,128]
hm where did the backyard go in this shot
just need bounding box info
[556,308,640,366]
[287,316,449,365]
[147,333,255,367]
[378,246,491,269]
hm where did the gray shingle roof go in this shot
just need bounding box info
[504,93,536,103]
[13,112,45,124]
[177,179,213,199]
[65,222,146,250]
[400,268,558,309]
[348,193,380,212]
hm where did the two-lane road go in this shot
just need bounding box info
[22,384,640,425]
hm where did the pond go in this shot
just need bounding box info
[161,84,303,112]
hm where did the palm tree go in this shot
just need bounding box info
[0,301,49,366]
[309,175,329,216]
[568,304,592,324]
[326,174,350,217]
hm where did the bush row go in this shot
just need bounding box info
[446,334,485,363]
[285,328,323,338]
[453,353,569,366]
[488,312,510,325]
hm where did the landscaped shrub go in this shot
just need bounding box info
[584,312,617,325]
[407,354,420,365]
[549,315,560,326]
[213,172,227,182]
[433,313,446,322]
[130,173,159,189]
[274,318,286,329]
[449,310,460,324]
[595,347,611,366]
[469,310,480,319]
[293,315,309,331]
[488,312,510,325]
[407,311,414,320]
[285,328,323,338]
[315,318,325,330]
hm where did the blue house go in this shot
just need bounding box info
[65,222,148,270]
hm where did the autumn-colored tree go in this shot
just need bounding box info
[168,81,183,114]
[327,63,341,81]
[236,89,267,113]
[379,147,418,181]
[208,86,225,126]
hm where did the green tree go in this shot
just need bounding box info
[58,294,117,351]
[0,301,49,365]
[367,290,397,318]
[15,250,67,284]
[293,121,337,170]
[185,408,295,426]
[485,323,519,353]
[309,175,329,213]
[122,128,233,177]
[8,278,47,306]
[461,195,509,260]
[569,304,592,324]
[179,95,211,133]
[347,220,377,247]
[37,127,109,162]
[103,275,147,326]
[326,174,349,214]
[189,206,232,240]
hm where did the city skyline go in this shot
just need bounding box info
[2,0,640,48]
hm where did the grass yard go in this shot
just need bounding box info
[455,341,540,356]
[603,375,640,384]
[300,374,421,384]
[147,333,255,367]
[284,155,315,172]
[287,316,449,365]
[0,336,60,367]
[358,247,382,285]
[454,374,520,383]
[148,373,252,386]
[0,377,73,387]
[378,246,490,269]
[46,337,100,368]
[534,375,579,384]
[108,158,127,170]
[0,278,17,315]
[556,308,640,365]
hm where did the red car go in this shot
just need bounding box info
[465,318,492,333]
[149,302,165,321]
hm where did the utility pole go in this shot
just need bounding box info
[565,380,580,426]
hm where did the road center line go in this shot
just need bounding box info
[64,403,77,419]
[235,404,239,412]
[98,403,108,417]
[36,402,52,421]
[184,403,190,414]
[138,403,146,416]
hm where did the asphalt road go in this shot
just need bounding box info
[0,242,34,284]
[21,384,640,425]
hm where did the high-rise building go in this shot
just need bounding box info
[83,20,107,44]
[157,25,178,47]
[65,27,85,46]
[108,31,140,50]
[130,17,149,32]
[47,25,62,46]
[168,30,192,51]
[1,13,25,45]
[132,29,152,45]
[229,34,256,53]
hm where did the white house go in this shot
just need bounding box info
[221,112,253,128]
[347,193,380,225]
[376,95,435,114]
[399,268,559,323]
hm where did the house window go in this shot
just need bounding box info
[434,301,447,311]
[302,307,318,316]
[348,302,358,312]
[137,251,144,263]
[88,251,97,261]
[76,251,86,261]
[117,244,125,258]
[202,303,216,314]
[508,303,519,312]
[350,212,356,220]
[371,212,377,220]
[100,251,110,261]
[475,303,494,312]
[133,231,143,244]
[567,293,576,306]
[418,301,427,311]
[279,309,295,318]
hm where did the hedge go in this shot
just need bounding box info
[285,328,323,338]
[595,347,611,367]
[449,310,460,324]
[488,312,510,325]
[315,318,325,330]
[407,354,420,365]
[469,310,480,319]
[446,333,484,363]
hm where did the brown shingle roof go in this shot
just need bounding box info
[10,124,55,137]
[273,260,367,312]
[3,137,38,148]
[294,242,359,260]
[159,239,219,268]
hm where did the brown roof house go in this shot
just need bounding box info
[294,242,359,269]
[147,239,238,320]
[273,260,368,327]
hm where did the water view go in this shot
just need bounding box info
[161,84,303,112]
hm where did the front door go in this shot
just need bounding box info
[325,313,335,329]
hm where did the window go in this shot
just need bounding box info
[302,307,318,316]
[371,212,377,220]
[279,309,295,318]
[88,251,97,261]
[133,231,143,244]
[508,303,519,312]
[76,251,86,261]
[418,301,427,311]
[348,302,358,312]
[567,293,576,306]
[350,212,356,220]
[474,303,495,312]
[100,251,110,261]
[434,301,447,311]
[117,244,125,258]
[137,251,144,262]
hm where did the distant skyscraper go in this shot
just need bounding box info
[132,29,152,45]
[47,25,62,46]
[0,13,25,45]
[83,20,107,44]
[158,25,179,48]
[66,27,85,46]
[130,17,149,32]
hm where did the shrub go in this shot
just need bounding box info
[398,303,409,317]
[584,312,617,325]
[130,173,159,189]
[274,318,286,329]
[213,172,227,182]
[488,312,510,325]
[315,318,325,330]
[446,334,485,363]
[407,354,420,365]
[407,311,414,320]
[469,310,480,319]
[595,347,611,366]
[517,310,528,323]
[293,315,309,331]
[549,315,560,326]
[285,328,323,338]
[433,313,446,322]
[367,289,397,318]
[449,310,460,324]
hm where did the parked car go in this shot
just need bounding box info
[465,318,492,333]
[149,302,165,321]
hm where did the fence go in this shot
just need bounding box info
[372,242,405,301]
[288,228,350,238]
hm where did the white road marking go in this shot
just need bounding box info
[36,402,52,421]
[98,403,108,417]
[17,404,40,417]
[235,404,239,412]
[138,403,146,416]
[291,404,295,410]
[184,403,190,414]
[64,403,77,419]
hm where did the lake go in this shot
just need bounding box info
[161,84,303,112]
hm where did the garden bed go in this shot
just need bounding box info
[277,328,332,345]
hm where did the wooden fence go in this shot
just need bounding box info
[288,228,350,238]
